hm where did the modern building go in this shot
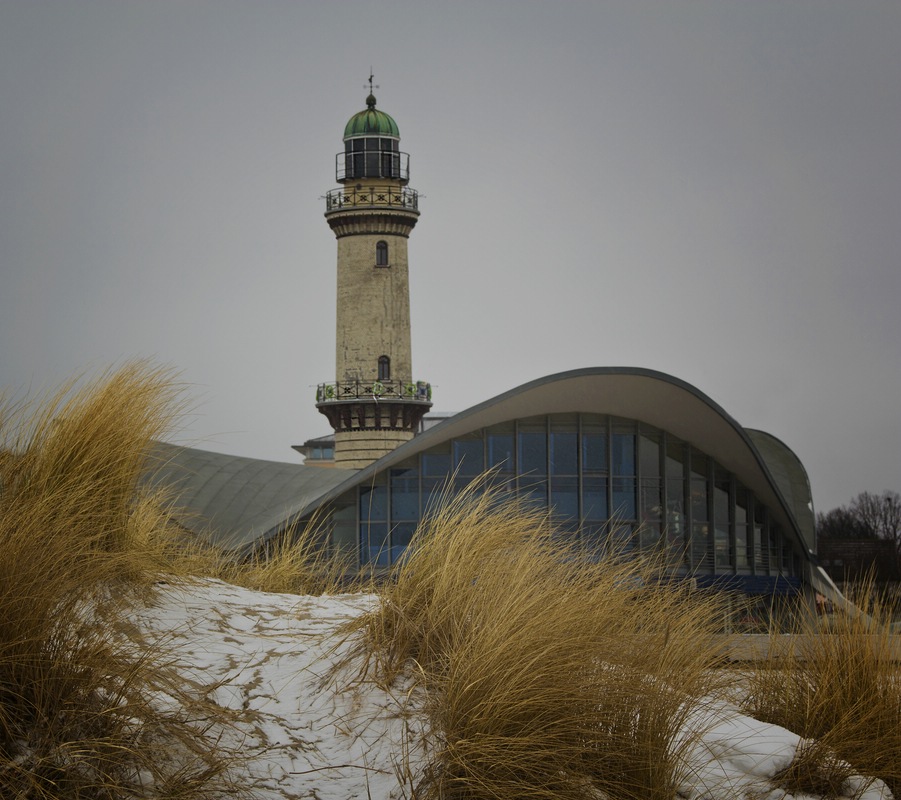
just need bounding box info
[150,89,844,618]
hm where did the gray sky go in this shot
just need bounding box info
[1,1,899,515]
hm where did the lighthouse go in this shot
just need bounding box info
[316,87,432,468]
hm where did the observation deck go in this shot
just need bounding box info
[316,380,432,435]
[316,379,431,405]
[324,185,419,213]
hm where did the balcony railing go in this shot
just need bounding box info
[336,150,410,182]
[325,186,419,213]
[316,380,431,404]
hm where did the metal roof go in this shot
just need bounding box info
[343,94,400,139]
[145,442,356,552]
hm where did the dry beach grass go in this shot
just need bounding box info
[2,362,900,799]
[744,587,901,798]
[0,363,240,799]
[345,487,736,800]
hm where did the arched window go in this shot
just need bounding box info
[375,240,389,267]
[378,355,391,381]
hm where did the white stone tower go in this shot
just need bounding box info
[316,89,431,468]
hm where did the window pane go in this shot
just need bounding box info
[361,522,390,566]
[390,522,416,565]
[612,477,636,520]
[582,429,607,473]
[715,524,731,569]
[550,430,578,475]
[714,471,730,525]
[454,437,484,476]
[639,434,661,477]
[640,478,663,522]
[735,525,749,570]
[518,477,547,509]
[422,449,452,477]
[550,476,579,520]
[518,428,547,476]
[769,529,779,573]
[612,430,635,475]
[754,505,767,571]
[390,468,419,520]
[360,484,387,520]
[487,429,514,471]
[692,523,711,571]
[582,476,608,520]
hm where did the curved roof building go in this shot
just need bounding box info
[154,367,830,609]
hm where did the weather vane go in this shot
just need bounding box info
[365,70,379,94]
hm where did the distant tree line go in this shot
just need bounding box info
[817,490,901,555]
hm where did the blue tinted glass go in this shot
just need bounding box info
[582,476,608,520]
[390,469,419,520]
[582,432,607,472]
[422,451,452,477]
[488,434,514,470]
[390,522,416,564]
[612,477,637,519]
[550,476,579,519]
[454,438,484,476]
[518,477,547,509]
[518,431,547,475]
[359,485,388,520]
[361,522,390,566]
[612,433,635,475]
[550,432,577,475]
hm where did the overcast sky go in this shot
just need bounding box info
[1,1,899,515]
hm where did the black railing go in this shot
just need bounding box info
[324,186,419,212]
[316,380,431,404]
[336,150,410,182]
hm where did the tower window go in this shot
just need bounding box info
[375,240,389,267]
[378,356,391,382]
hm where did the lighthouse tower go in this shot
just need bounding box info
[316,88,432,468]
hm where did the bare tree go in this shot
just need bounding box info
[817,505,876,539]
[850,490,901,555]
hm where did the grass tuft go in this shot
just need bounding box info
[0,362,242,798]
[345,483,733,800]
[743,583,901,798]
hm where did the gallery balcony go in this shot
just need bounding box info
[324,186,419,213]
[316,380,432,405]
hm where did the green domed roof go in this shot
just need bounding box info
[343,94,400,139]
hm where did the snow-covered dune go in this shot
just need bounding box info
[128,579,891,800]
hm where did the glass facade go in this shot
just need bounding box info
[328,413,801,583]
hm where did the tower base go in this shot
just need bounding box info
[334,428,415,469]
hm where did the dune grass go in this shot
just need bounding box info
[216,514,361,596]
[743,586,901,798]
[345,486,734,800]
[0,362,242,799]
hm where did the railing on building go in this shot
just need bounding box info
[325,186,419,213]
[335,151,411,182]
[316,380,432,404]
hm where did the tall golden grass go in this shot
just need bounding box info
[0,362,240,799]
[743,586,901,798]
[216,515,361,596]
[345,486,733,800]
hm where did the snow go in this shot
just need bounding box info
[126,578,892,800]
